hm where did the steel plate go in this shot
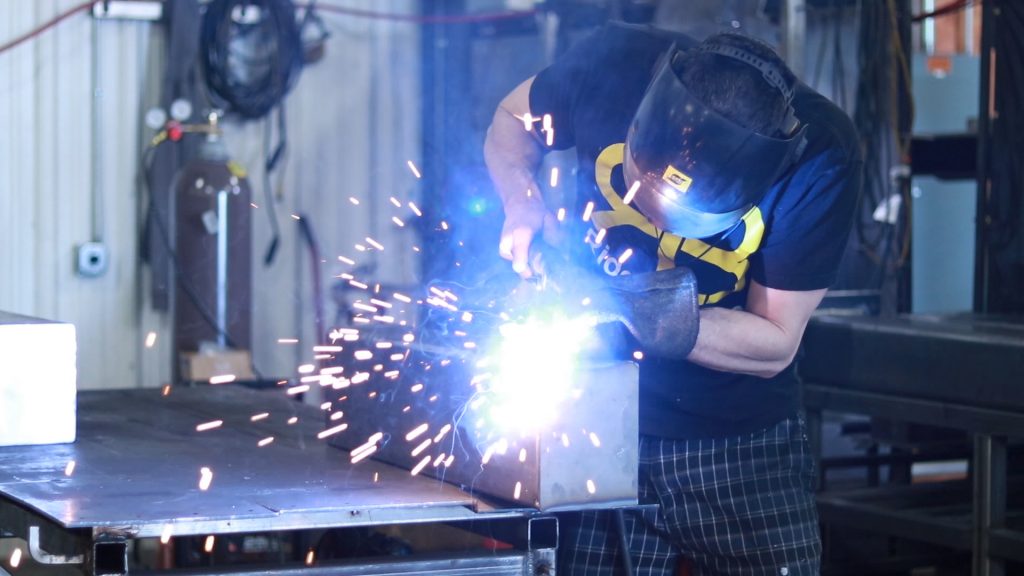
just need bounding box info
[0,386,482,538]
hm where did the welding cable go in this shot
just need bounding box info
[201,0,305,120]
[296,214,327,351]
[261,106,286,266]
[885,0,915,271]
[852,0,907,283]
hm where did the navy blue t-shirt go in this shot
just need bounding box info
[529,23,862,439]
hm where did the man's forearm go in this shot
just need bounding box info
[686,284,827,379]
[687,307,798,378]
[485,77,557,274]
[484,77,546,209]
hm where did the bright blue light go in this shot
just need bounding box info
[472,312,597,437]
[468,197,488,216]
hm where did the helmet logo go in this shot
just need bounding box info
[661,165,692,195]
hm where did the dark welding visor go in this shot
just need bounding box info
[623,46,808,239]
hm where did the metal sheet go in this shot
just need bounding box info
[538,362,638,510]
[0,311,77,447]
[332,355,639,511]
[0,386,483,539]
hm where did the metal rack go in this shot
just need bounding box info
[801,313,1024,576]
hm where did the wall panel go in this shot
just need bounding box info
[0,1,421,391]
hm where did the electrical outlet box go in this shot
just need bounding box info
[76,242,109,278]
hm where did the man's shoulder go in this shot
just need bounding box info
[793,84,861,164]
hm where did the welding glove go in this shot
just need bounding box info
[596,266,700,360]
[529,245,700,360]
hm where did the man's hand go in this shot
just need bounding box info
[499,194,565,278]
[499,194,546,277]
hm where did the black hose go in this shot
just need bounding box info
[296,215,326,349]
[262,106,286,266]
[201,0,304,120]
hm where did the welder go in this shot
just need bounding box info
[484,24,862,576]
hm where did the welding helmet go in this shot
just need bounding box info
[623,41,808,239]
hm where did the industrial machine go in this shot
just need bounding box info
[801,314,1024,575]
[799,2,1024,575]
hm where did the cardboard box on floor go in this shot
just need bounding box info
[180,349,255,382]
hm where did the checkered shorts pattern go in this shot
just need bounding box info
[559,416,820,576]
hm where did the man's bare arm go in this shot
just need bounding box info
[688,282,826,378]
[483,76,553,277]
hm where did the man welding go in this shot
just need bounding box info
[484,23,861,576]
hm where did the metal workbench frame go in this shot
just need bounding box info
[804,383,1024,576]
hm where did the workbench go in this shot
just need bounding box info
[800,313,1024,576]
[0,386,560,575]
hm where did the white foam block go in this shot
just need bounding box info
[0,311,77,446]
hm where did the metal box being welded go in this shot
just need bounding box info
[330,358,638,511]
[0,311,77,447]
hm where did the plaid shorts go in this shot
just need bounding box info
[559,416,820,576]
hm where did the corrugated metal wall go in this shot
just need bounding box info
[0,1,420,391]
[0,1,156,390]
[239,0,421,394]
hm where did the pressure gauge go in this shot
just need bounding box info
[170,99,194,122]
[144,107,167,130]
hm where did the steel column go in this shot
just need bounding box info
[973,0,996,313]
[971,434,1007,576]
